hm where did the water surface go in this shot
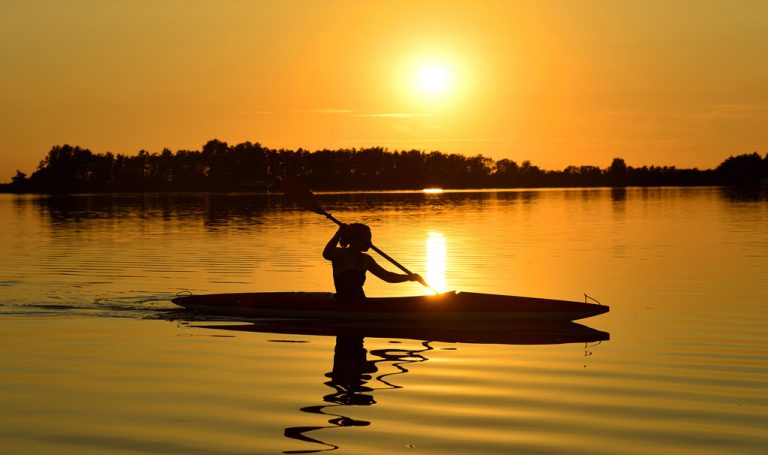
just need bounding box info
[1,187,766,454]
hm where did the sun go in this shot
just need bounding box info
[397,55,465,106]
[419,64,451,95]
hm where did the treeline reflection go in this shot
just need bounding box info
[13,187,766,227]
[18,193,275,226]
[16,191,539,225]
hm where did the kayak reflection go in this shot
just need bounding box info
[188,319,610,346]
[282,335,432,454]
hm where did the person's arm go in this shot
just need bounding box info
[364,254,424,284]
[322,226,344,260]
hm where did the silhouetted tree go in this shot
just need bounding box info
[607,157,628,187]
[12,170,27,185]
[716,152,766,185]
[3,142,766,193]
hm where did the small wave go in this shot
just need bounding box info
[0,293,180,319]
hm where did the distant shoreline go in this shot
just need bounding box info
[3,186,768,199]
[3,140,767,193]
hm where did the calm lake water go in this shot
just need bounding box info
[1,187,766,454]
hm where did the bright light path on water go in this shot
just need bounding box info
[422,188,444,194]
[426,232,447,293]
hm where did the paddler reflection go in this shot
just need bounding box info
[180,320,609,453]
[283,335,432,454]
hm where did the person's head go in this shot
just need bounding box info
[340,223,371,252]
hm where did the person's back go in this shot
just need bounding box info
[323,223,372,304]
[331,248,368,304]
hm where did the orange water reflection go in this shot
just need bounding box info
[425,232,447,293]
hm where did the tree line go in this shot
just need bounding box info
[3,139,768,193]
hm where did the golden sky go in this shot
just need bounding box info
[2,0,767,180]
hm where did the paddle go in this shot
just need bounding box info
[281,176,439,294]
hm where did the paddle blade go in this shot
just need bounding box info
[281,176,326,215]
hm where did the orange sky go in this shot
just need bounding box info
[2,0,767,181]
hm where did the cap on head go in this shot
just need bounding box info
[340,223,372,250]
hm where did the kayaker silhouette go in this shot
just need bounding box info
[323,223,425,304]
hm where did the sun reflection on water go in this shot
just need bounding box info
[425,231,447,293]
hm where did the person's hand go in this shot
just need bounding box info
[410,273,426,285]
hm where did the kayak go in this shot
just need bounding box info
[187,320,610,345]
[171,291,609,324]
